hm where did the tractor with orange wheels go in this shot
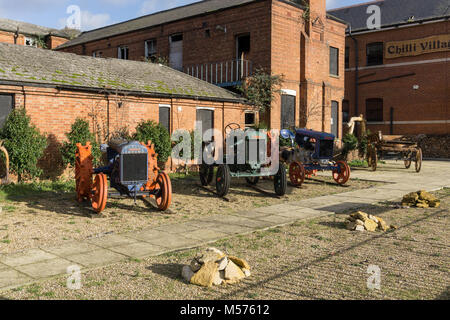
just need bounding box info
[280,129,351,187]
[75,139,172,214]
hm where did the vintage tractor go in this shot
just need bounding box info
[199,123,287,198]
[75,139,172,213]
[280,129,351,187]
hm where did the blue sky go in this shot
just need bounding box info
[0,0,367,31]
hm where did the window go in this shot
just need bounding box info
[118,46,129,60]
[245,112,256,128]
[329,46,339,76]
[342,100,350,123]
[345,46,350,69]
[205,29,211,38]
[366,98,383,122]
[0,94,14,129]
[159,105,171,133]
[145,39,157,61]
[196,109,214,142]
[24,37,36,47]
[366,42,383,66]
[92,51,102,58]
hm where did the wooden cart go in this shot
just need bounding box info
[367,132,423,173]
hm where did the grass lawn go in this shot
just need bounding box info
[3,189,448,300]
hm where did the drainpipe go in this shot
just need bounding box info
[14,28,19,44]
[348,25,359,125]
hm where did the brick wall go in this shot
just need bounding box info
[345,20,450,135]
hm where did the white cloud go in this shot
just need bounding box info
[100,0,138,6]
[58,10,111,31]
[326,0,338,9]
[139,0,178,15]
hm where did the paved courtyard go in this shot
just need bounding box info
[0,160,449,292]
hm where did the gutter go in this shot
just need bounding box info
[347,24,359,119]
[0,79,248,104]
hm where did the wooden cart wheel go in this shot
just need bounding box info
[274,162,287,196]
[155,172,172,211]
[415,148,423,173]
[75,143,93,202]
[368,147,378,171]
[289,161,305,187]
[216,165,231,197]
[199,164,214,186]
[333,161,351,185]
[246,177,260,185]
[91,173,108,213]
[404,157,412,169]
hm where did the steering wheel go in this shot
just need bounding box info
[225,123,242,135]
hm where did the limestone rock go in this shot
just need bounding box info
[224,260,245,282]
[355,225,365,232]
[242,268,251,277]
[402,192,419,206]
[190,261,219,288]
[346,221,356,230]
[182,265,195,283]
[390,225,399,230]
[229,256,251,270]
[195,248,225,265]
[190,259,202,272]
[217,257,229,271]
[212,271,223,286]
[368,215,379,223]
[429,200,440,208]
[377,217,390,232]
[351,211,369,222]
[355,219,365,226]
[418,190,437,202]
[364,219,378,232]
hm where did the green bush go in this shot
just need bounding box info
[61,118,101,166]
[134,120,171,163]
[342,133,358,155]
[0,108,47,181]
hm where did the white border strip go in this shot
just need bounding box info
[281,89,297,96]
[159,104,171,108]
[196,107,215,111]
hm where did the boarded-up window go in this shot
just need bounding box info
[367,42,383,66]
[196,109,214,142]
[159,106,170,133]
[331,101,338,137]
[366,98,383,122]
[281,95,296,129]
[345,46,350,69]
[330,46,339,76]
[0,94,13,129]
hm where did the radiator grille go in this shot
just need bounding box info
[122,154,148,183]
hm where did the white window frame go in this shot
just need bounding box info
[24,36,37,47]
[145,39,157,59]
[118,46,129,60]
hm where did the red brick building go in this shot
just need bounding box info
[0,18,76,49]
[329,0,450,135]
[0,43,251,173]
[57,0,347,139]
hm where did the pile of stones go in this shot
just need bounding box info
[402,190,440,208]
[345,211,396,232]
[181,248,251,287]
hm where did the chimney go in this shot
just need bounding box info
[306,0,326,21]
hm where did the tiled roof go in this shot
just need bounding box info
[0,18,76,39]
[328,0,450,32]
[0,43,244,102]
[57,0,259,49]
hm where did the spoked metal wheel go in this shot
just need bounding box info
[289,161,306,187]
[216,165,231,197]
[274,163,287,196]
[155,172,172,211]
[91,173,108,213]
[332,161,351,186]
[199,164,214,186]
[404,152,412,169]
[415,148,423,173]
[246,177,260,185]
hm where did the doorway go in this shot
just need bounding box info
[331,101,338,137]
[169,34,183,71]
[281,94,296,129]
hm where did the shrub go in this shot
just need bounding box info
[0,108,47,181]
[61,118,101,166]
[134,120,171,163]
[342,133,358,155]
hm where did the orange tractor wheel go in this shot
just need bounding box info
[332,161,351,185]
[155,172,172,211]
[91,173,108,213]
[289,161,306,187]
